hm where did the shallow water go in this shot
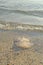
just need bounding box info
[0,29,43,65]
[0,29,43,53]
[7,29,43,53]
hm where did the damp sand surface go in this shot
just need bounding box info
[0,30,43,65]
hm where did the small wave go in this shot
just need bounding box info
[0,21,43,31]
[16,25,43,31]
[0,7,43,17]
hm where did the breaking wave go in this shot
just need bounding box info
[15,24,43,31]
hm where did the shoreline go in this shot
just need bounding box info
[0,21,43,31]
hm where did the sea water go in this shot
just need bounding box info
[0,0,43,53]
[0,0,43,25]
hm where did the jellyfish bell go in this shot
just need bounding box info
[14,37,33,49]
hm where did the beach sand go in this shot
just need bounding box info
[0,30,43,65]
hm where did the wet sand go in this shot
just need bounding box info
[0,30,43,65]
